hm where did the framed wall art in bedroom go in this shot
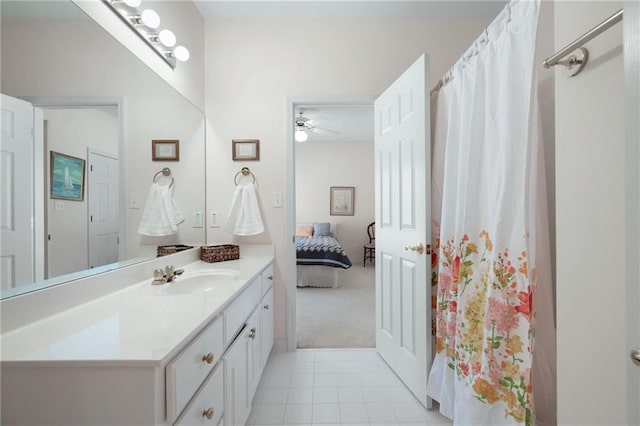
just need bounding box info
[330,186,354,216]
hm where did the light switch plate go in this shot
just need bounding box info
[272,192,283,208]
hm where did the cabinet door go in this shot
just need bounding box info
[247,307,262,399]
[260,288,274,369]
[224,326,250,426]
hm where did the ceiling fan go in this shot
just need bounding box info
[294,111,338,142]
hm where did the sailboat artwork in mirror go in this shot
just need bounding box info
[50,151,86,201]
[0,1,206,299]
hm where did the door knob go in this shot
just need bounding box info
[405,243,426,255]
[632,349,640,366]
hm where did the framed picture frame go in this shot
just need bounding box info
[232,139,260,161]
[50,151,86,201]
[152,140,180,161]
[330,186,355,216]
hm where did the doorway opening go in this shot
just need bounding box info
[286,97,376,349]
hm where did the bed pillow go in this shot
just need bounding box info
[296,225,314,237]
[313,223,331,236]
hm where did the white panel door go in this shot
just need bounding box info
[0,94,34,290]
[374,55,431,406]
[88,150,119,269]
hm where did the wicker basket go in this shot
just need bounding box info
[157,244,194,257]
[200,244,240,263]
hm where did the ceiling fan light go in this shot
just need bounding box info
[295,128,308,143]
[141,9,160,29]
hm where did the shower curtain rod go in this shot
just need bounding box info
[543,9,623,76]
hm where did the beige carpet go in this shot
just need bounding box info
[296,265,375,348]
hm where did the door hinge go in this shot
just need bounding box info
[427,244,432,255]
[90,215,93,222]
[47,234,51,241]
[90,164,93,172]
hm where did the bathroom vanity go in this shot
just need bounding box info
[0,246,274,425]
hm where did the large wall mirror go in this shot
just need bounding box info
[0,1,206,299]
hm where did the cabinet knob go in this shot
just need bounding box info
[203,407,214,419]
[249,327,257,340]
[268,276,273,281]
[264,304,270,310]
[202,352,214,364]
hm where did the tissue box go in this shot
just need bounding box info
[200,244,240,263]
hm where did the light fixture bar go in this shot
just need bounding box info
[102,0,176,69]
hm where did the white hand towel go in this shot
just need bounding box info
[223,182,264,236]
[138,183,185,236]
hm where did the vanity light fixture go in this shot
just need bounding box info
[122,0,142,7]
[173,45,190,62]
[139,9,160,29]
[157,29,176,47]
[103,0,190,69]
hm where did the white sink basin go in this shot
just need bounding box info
[154,270,240,295]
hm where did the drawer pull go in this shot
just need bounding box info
[264,304,270,310]
[203,407,214,419]
[249,327,257,340]
[202,353,214,364]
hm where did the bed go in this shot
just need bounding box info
[296,223,352,288]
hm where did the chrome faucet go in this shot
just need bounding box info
[152,265,184,285]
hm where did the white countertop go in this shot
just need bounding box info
[0,256,273,367]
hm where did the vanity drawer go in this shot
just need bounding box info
[174,363,224,426]
[167,316,224,423]
[262,263,274,295]
[224,276,262,346]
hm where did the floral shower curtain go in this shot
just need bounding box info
[427,1,556,425]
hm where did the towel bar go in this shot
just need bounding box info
[234,167,257,186]
[153,167,174,188]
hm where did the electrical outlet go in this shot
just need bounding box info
[54,201,64,211]
[209,211,220,228]
[193,211,203,228]
[128,192,140,209]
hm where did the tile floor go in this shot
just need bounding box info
[248,348,453,425]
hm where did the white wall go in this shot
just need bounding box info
[204,17,493,342]
[555,1,627,423]
[1,17,206,263]
[295,140,374,262]
[45,108,118,278]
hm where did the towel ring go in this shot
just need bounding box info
[153,167,174,188]
[234,167,256,186]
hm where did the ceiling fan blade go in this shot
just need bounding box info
[308,126,338,135]
[306,116,329,126]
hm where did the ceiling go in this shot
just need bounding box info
[295,105,374,143]
[194,1,507,20]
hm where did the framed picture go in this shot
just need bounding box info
[232,139,260,161]
[50,151,86,201]
[330,186,355,216]
[152,140,180,161]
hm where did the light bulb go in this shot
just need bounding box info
[158,29,176,47]
[174,45,190,62]
[141,9,160,29]
[295,128,308,143]
[122,0,142,7]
